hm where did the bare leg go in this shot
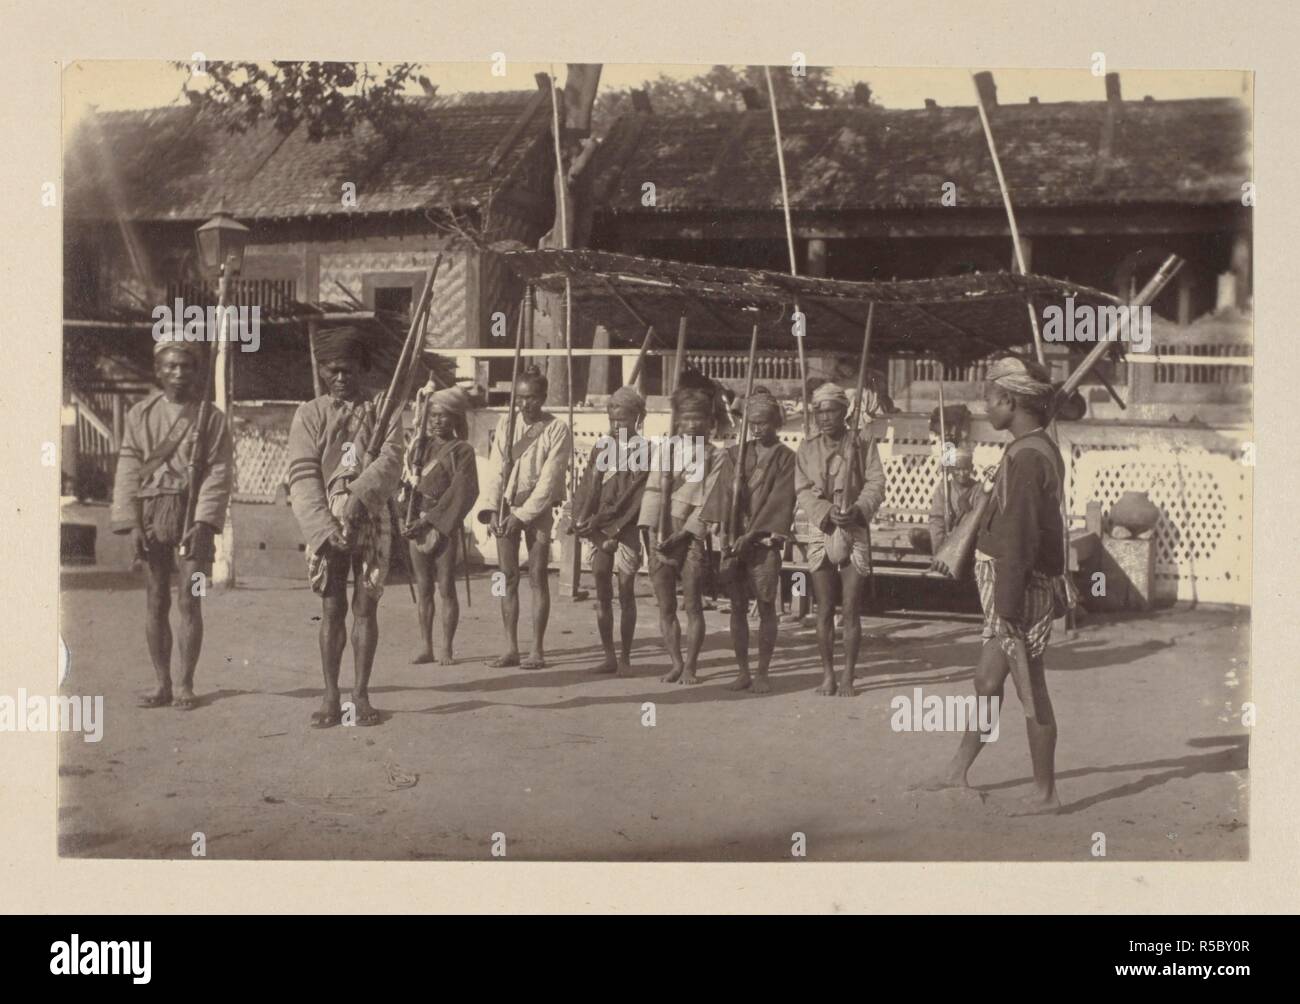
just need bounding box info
[493,531,522,666]
[523,531,550,667]
[911,639,1009,790]
[433,537,459,665]
[652,565,684,682]
[837,566,864,697]
[1006,655,1061,814]
[173,557,206,708]
[752,597,777,694]
[592,548,617,673]
[810,566,839,695]
[141,553,173,705]
[728,575,752,690]
[409,540,436,664]
[317,559,348,723]
[348,555,380,724]
[616,569,637,675]
[679,559,705,685]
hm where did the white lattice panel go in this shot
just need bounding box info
[1070,447,1251,603]
[233,426,290,502]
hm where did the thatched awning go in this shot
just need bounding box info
[503,248,1123,363]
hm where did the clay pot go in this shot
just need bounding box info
[825,527,854,565]
[1110,490,1160,535]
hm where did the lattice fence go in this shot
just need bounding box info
[230,405,1251,603]
[233,423,291,502]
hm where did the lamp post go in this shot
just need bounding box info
[195,204,250,587]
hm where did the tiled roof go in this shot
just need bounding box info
[64,91,549,221]
[588,97,1251,213]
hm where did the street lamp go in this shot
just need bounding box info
[194,202,250,588]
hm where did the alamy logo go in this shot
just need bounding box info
[591,432,708,483]
[890,687,1001,743]
[152,299,261,353]
[0,690,103,742]
[1040,297,1151,352]
[49,935,151,983]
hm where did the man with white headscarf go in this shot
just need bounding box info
[400,383,478,667]
[914,354,1066,814]
[112,338,233,711]
[794,381,887,697]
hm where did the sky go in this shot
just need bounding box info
[62,59,1251,135]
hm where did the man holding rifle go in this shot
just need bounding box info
[477,366,572,671]
[286,326,405,728]
[915,355,1065,813]
[794,382,886,697]
[112,339,233,711]
[721,392,796,694]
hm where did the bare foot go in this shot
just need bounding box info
[137,686,172,709]
[520,654,546,670]
[436,650,456,666]
[311,695,342,729]
[730,672,753,692]
[171,686,198,711]
[750,674,772,694]
[350,693,382,727]
[907,772,969,793]
[487,653,520,668]
[616,657,633,677]
[676,671,700,686]
[999,791,1062,816]
[593,654,618,675]
[835,674,857,697]
[411,650,436,665]
[816,675,837,696]
[661,664,684,683]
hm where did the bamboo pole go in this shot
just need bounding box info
[764,65,811,439]
[970,72,1044,365]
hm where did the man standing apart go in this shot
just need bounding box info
[112,340,233,711]
[794,382,886,697]
[477,367,572,670]
[914,356,1065,813]
[287,327,404,728]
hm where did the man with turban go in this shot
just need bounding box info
[915,354,1066,814]
[638,385,728,685]
[400,382,478,667]
[476,366,572,671]
[287,325,404,727]
[112,338,233,711]
[718,393,796,694]
[794,381,887,697]
[573,385,649,675]
[925,444,980,554]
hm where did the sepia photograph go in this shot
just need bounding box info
[54,57,1253,863]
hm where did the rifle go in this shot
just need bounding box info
[937,375,952,534]
[177,302,224,560]
[719,324,760,581]
[495,287,529,534]
[656,316,689,561]
[928,253,1185,581]
[364,257,440,468]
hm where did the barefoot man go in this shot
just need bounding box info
[915,356,1065,813]
[721,393,796,694]
[112,339,233,711]
[477,366,572,670]
[573,385,649,675]
[400,383,478,666]
[794,382,886,697]
[638,386,727,685]
[286,326,404,728]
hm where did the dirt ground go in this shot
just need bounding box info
[57,567,1249,861]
